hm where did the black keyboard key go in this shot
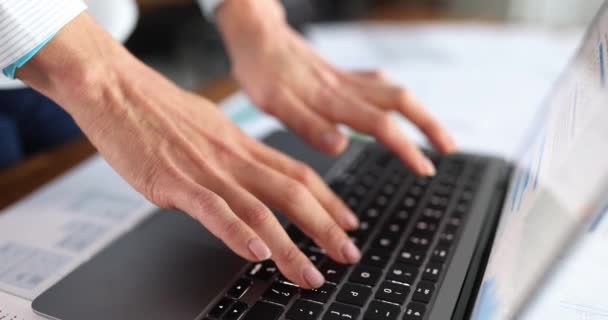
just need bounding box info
[382,220,405,236]
[412,218,439,236]
[301,283,336,303]
[224,301,248,320]
[453,201,469,218]
[346,196,360,210]
[386,263,418,285]
[336,283,372,307]
[243,301,284,320]
[353,185,369,197]
[397,249,425,266]
[263,282,299,305]
[349,266,382,287]
[382,184,397,196]
[286,299,324,320]
[376,281,409,305]
[437,230,457,247]
[375,195,390,207]
[319,261,348,284]
[422,262,443,282]
[303,247,325,266]
[403,302,426,320]
[392,209,411,222]
[373,234,399,251]
[413,281,435,304]
[420,207,443,221]
[430,247,449,263]
[428,194,450,209]
[364,300,401,320]
[208,297,234,318]
[404,234,432,252]
[446,216,462,228]
[227,278,252,299]
[363,207,382,220]
[323,303,361,320]
[408,184,424,197]
[402,196,418,209]
[247,261,278,280]
[362,249,392,268]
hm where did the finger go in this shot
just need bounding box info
[245,139,359,230]
[229,159,362,266]
[170,176,272,263]
[314,90,436,176]
[344,71,456,154]
[208,176,324,289]
[260,88,348,155]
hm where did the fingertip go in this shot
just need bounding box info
[436,131,458,154]
[248,238,272,261]
[321,131,348,155]
[341,240,362,264]
[302,265,325,289]
[342,211,359,230]
[421,157,437,176]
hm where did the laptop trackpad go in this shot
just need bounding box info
[33,211,247,320]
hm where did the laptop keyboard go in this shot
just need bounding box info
[204,144,487,320]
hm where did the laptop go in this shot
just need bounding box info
[32,2,608,320]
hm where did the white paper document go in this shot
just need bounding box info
[0,157,156,318]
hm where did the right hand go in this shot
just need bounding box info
[17,13,360,289]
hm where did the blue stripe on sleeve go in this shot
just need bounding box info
[2,34,56,79]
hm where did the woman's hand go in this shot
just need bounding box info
[18,13,361,289]
[217,0,457,176]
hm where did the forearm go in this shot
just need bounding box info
[215,0,287,62]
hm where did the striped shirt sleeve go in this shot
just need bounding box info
[0,0,87,70]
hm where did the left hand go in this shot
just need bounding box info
[217,0,457,176]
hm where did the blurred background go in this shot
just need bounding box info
[128,0,604,90]
[0,0,603,174]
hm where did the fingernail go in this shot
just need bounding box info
[421,157,436,176]
[248,239,272,261]
[444,133,458,152]
[322,132,344,150]
[303,265,325,288]
[341,240,362,264]
[343,211,359,229]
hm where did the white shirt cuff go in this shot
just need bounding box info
[197,0,225,20]
[0,0,87,70]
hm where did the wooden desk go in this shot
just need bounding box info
[0,5,462,210]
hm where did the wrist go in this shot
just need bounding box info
[216,0,287,53]
[17,13,132,119]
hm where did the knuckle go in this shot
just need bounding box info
[419,117,441,133]
[256,88,286,115]
[292,162,317,187]
[279,244,302,264]
[283,180,308,204]
[242,204,271,227]
[319,222,344,243]
[222,218,244,239]
[373,113,395,137]
[193,191,224,216]
[395,87,413,104]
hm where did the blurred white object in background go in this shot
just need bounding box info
[0,0,138,89]
[509,0,604,26]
